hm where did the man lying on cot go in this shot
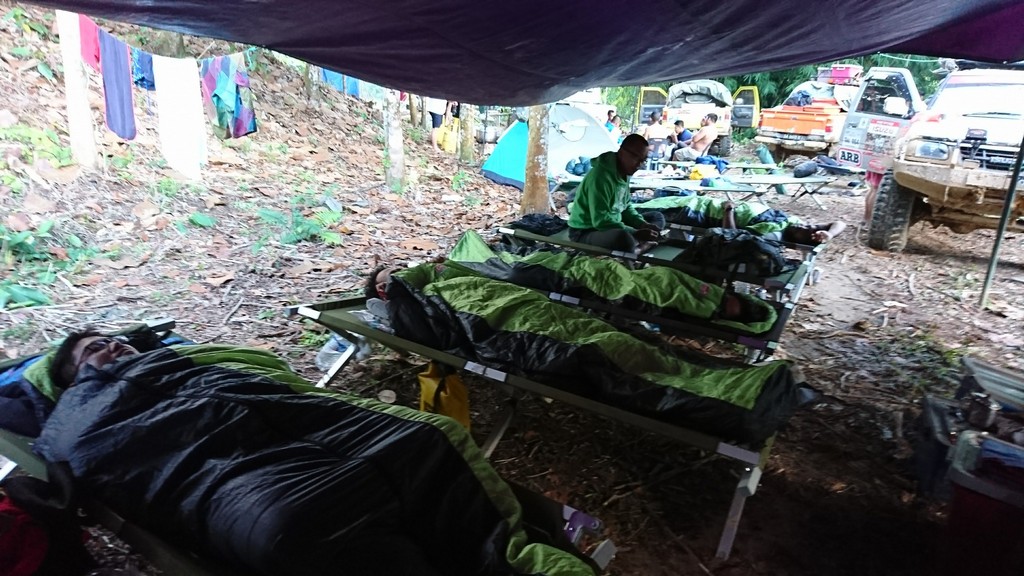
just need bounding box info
[566,134,665,254]
[633,195,847,245]
[366,230,777,333]
[24,329,598,576]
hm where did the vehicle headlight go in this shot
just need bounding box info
[905,139,950,161]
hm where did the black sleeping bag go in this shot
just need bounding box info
[33,345,594,576]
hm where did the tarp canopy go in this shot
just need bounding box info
[27,0,1024,105]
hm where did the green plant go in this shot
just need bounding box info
[4,7,52,40]
[257,309,276,320]
[451,170,469,191]
[299,321,330,347]
[0,221,99,310]
[1,319,37,339]
[408,126,427,143]
[154,178,182,198]
[110,152,134,169]
[463,193,481,207]
[189,212,217,228]
[0,125,74,167]
[256,207,344,245]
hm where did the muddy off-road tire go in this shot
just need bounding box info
[709,135,732,157]
[867,171,916,252]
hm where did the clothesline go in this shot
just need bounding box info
[76,12,258,179]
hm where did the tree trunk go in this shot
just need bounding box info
[459,104,475,164]
[421,96,431,131]
[384,89,405,193]
[55,10,96,168]
[409,94,420,126]
[149,30,187,57]
[521,105,550,215]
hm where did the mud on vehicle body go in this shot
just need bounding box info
[840,67,1024,251]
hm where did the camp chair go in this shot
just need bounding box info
[497,226,812,304]
[287,296,790,560]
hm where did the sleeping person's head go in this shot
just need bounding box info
[49,329,140,389]
[719,293,770,324]
[365,265,397,300]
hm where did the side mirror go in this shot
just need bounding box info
[883,96,910,117]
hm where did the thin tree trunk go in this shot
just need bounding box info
[521,105,550,215]
[459,104,475,164]
[421,96,431,131]
[55,10,96,168]
[384,89,405,193]
[409,94,420,126]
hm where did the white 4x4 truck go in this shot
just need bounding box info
[838,66,1024,251]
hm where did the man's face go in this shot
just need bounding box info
[617,144,649,175]
[701,116,711,126]
[71,336,139,380]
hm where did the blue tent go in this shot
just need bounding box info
[481,121,529,189]
[482,104,617,190]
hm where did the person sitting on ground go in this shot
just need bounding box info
[604,109,616,131]
[672,114,718,161]
[567,134,665,254]
[634,195,846,245]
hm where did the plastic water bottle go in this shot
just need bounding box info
[315,334,351,371]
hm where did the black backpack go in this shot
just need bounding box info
[678,228,789,277]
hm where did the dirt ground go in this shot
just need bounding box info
[2,5,1023,575]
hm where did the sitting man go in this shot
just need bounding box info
[30,329,597,576]
[665,120,693,156]
[672,113,718,161]
[635,195,847,245]
[567,134,665,254]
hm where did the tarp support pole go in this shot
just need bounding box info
[979,130,1024,308]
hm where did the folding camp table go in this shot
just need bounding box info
[724,174,835,208]
[497,226,812,304]
[287,296,775,560]
[554,173,760,199]
[651,160,779,173]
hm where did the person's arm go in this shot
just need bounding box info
[621,203,648,230]
[722,201,738,229]
[583,171,630,230]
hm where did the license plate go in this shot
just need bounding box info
[838,149,861,165]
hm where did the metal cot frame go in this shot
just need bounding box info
[287,296,775,560]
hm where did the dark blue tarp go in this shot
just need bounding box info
[30,0,1024,105]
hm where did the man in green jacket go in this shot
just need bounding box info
[567,134,665,253]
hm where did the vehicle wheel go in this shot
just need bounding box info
[867,170,915,252]
[716,136,732,157]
